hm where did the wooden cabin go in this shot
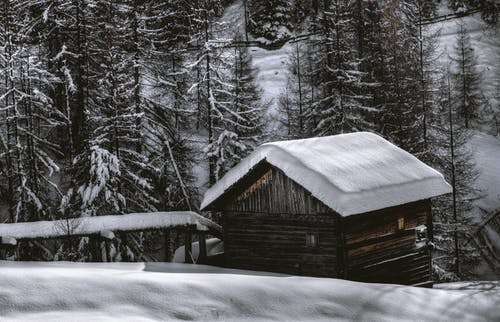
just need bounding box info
[201,132,451,286]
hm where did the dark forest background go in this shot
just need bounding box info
[0,0,498,280]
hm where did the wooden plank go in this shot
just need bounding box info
[198,232,207,263]
[220,164,333,215]
[164,230,171,262]
[184,228,192,264]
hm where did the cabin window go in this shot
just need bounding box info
[306,233,319,248]
[397,217,405,231]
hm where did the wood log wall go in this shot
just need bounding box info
[221,164,339,277]
[217,162,433,285]
[341,201,432,284]
[224,212,338,277]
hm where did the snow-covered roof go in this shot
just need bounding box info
[201,132,452,216]
[0,212,222,241]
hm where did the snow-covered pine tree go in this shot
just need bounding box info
[207,33,264,179]
[430,70,481,280]
[55,0,157,261]
[449,22,484,129]
[0,1,64,260]
[141,0,194,131]
[377,0,424,156]
[278,41,312,139]
[306,0,371,136]
[350,0,386,134]
[188,0,237,184]
[448,0,498,25]
[0,1,62,223]
[247,0,293,43]
[415,0,440,153]
[139,0,198,212]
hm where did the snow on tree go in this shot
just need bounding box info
[430,71,482,280]
[278,41,313,139]
[247,0,293,43]
[0,1,62,225]
[305,0,373,136]
[377,0,424,157]
[211,34,264,177]
[449,22,484,129]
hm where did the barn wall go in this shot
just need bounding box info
[222,164,331,215]
[341,200,432,285]
[224,212,338,277]
[221,165,339,277]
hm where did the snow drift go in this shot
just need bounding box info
[0,261,498,322]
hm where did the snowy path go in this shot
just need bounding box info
[251,44,291,134]
[0,261,499,322]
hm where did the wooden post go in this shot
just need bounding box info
[164,229,172,262]
[184,228,193,264]
[101,241,107,262]
[198,232,207,264]
[105,241,111,262]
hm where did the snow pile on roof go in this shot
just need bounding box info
[201,132,452,216]
[0,212,221,241]
[0,261,498,322]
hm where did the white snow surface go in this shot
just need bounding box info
[469,132,500,211]
[0,261,498,322]
[0,212,221,240]
[201,132,452,216]
[173,238,224,263]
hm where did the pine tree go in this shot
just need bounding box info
[278,41,311,139]
[448,0,498,25]
[207,35,264,179]
[306,0,372,136]
[0,0,62,225]
[378,0,424,156]
[449,22,483,129]
[351,0,386,133]
[431,71,481,280]
[247,0,293,43]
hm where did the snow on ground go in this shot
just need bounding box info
[469,131,500,212]
[219,0,291,135]
[431,10,499,126]
[201,132,451,215]
[251,43,291,133]
[0,261,499,322]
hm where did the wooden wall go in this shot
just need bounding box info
[341,200,433,285]
[220,162,331,215]
[221,164,340,277]
[214,161,433,285]
[224,212,338,276]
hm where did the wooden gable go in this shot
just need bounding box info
[214,161,333,215]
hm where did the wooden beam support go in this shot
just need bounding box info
[184,228,193,264]
[198,232,207,264]
[164,230,171,262]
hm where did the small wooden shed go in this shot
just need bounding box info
[201,132,451,285]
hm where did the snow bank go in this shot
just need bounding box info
[0,261,498,322]
[469,132,500,211]
[0,212,221,240]
[201,132,452,216]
